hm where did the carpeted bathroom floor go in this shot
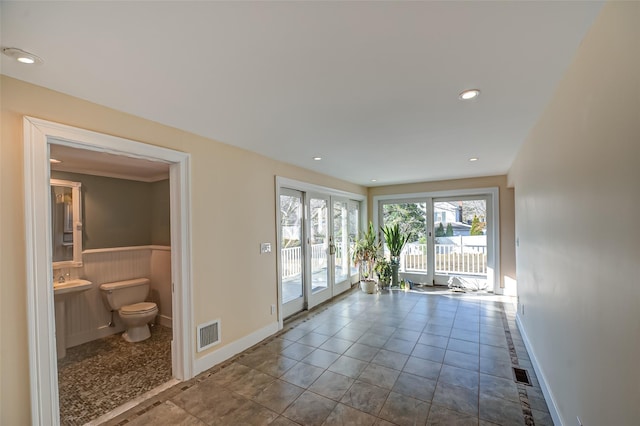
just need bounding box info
[58,324,172,425]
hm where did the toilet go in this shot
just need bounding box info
[99,278,158,343]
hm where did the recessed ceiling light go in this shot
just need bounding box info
[2,47,43,65]
[370,179,377,182]
[49,158,62,164]
[469,157,479,162]
[313,156,322,161]
[459,89,480,100]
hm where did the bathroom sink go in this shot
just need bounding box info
[53,279,92,360]
[54,279,93,296]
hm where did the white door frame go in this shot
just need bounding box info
[373,187,501,294]
[23,117,194,425]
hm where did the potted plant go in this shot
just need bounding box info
[381,223,412,288]
[375,257,392,290]
[352,221,380,294]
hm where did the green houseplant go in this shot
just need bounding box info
[352,221,380,293]
[381,223,412,288]
[374,257,392,289]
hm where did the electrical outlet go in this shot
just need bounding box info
[270,304,276,315]
[260,242,272,254]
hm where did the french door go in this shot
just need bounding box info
[279,189,360,318]
[379,195,492,288]
[307,193,331,308]
[280,189,305,316]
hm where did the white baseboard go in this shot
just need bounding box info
[516,313,562,426]
[194,321,279,376]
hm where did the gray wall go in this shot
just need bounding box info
[51,171,170,249]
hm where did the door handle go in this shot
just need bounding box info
[329,244,336,255]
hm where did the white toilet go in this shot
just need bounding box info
[99,278,158,343]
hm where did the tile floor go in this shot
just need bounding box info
[58,324,172,425]
[103,288,552,426]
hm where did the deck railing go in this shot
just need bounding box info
[402,243,487,276]
[282,240,487,280]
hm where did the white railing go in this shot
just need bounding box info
[281,243,328,280]
[282,240,487,281]
[402,242,487,276]
[281,243,349,280]
[281,246,302,279]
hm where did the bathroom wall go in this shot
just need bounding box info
[50,171,170,248]
[61,246,172,347]
[151,179,171,246]
[150,247,172,327]
[51,171,173,347]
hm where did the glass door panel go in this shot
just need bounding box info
[332,199,350,290]
[432,198,488,287]
[381,201,429,284]
[280,189,304,316]
[309,195,329,298]
[347,201,359,279]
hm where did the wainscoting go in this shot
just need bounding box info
[54,245,172,350]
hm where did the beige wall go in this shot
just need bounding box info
[0,76,366,424]
[508,2,640,425]
[368,175,516,289]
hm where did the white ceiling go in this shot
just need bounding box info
[1,1,604,186]
[50,144,170,182]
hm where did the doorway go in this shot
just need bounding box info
[277,178,364,319]
[375,188,500,293]
[23,117,194,425]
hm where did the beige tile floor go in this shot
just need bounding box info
[103,287,552,426]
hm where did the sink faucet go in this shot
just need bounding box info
[57,270,70,283]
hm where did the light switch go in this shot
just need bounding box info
[260,243,272,254]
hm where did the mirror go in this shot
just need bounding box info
[51,179,83,267]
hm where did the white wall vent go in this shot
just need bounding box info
[197,319,221,352]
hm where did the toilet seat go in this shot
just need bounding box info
[120,302,157,315]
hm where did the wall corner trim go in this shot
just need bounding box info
[516,314,563,426]
[193,322,280,376]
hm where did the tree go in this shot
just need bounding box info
[461,200,486,223]
[470,215,485,235]
[445,223,454,237]
[435,222,445,237]
[382,203,426,243]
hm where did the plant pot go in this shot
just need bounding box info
[360,280,378,294]
[390,256,400,288]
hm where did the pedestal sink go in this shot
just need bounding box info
[54,279,92,359]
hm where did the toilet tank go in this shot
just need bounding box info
[99,278,150,310]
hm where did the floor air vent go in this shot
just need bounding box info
[513,367,531,386]
[197,319,220,352]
